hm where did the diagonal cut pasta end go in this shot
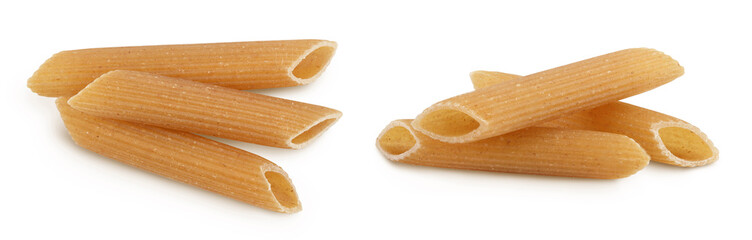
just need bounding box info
[376,120,420,161]
[412,103,485,143]
[27,52,79,97]
[289,40,337,85]
[469,70,521,89]
[262,165,302,213]
[287,112,343,149]
[653,121,719,167]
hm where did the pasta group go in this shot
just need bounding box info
[28,39,337,97]
[378,47,717,179]
[470,71,719,167]
[377,120,649,179]
[27,39,343,213]
[413,48,684,143]
[57,98,301,213]
[24,38,713,213]
[68,70,342,149]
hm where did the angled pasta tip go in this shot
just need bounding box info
[27,52,72,96]
[263,167,302,213]
[288,112,342,149]
[66,70,120,105]
[653,122,719,167]
[289,41,337,84]
[625,48,685,76]
[612,135,651,177]
[377,120,419,161]
[469,70,520,89]
[412,105,483,143]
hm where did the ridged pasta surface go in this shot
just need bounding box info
[414,48,684,143]
[378,120,650,179]
[68,70,342,149]
[471,71,718,167]
[29,40,337,97]
[56,98,301,213]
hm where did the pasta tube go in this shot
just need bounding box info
[377,119,650,179]
[68,70,341,149]
[56,98,301,213]
[28,39,337,97]
[413,48,684,143]
[470,71,718,167]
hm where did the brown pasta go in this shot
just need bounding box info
[470,71,718,167]
[377,119,650,179]
[469,71,522,89]
[413,48,684,143]
[56,98,301,213]
[68,70,341,149]
[28,39,337,97]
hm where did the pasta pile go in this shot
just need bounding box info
[28,40,342,213]
[377,48,718,179]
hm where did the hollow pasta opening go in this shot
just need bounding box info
[291,117,338,145]
[264,171,300,209]
[291,46,336,80]
[658,127,714,161]
[416,109,480,137]
[378,126,417,155]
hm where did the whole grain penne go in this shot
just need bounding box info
[377,120,650,179]
[28,39,337,97]
[413,48,684,143]
[469,71,522,89]
[56,98,301,213]
[470,71,718,167]
[68,70,341,149]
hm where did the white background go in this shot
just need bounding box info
[2,0,750,239]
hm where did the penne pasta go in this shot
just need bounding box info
[469,71,521,89]
[413,48,684,143]
[56,98,301,213]
[377,120,650,179]
[28,39,337,97]
[470,71,718,167]
[68,70,341,149]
